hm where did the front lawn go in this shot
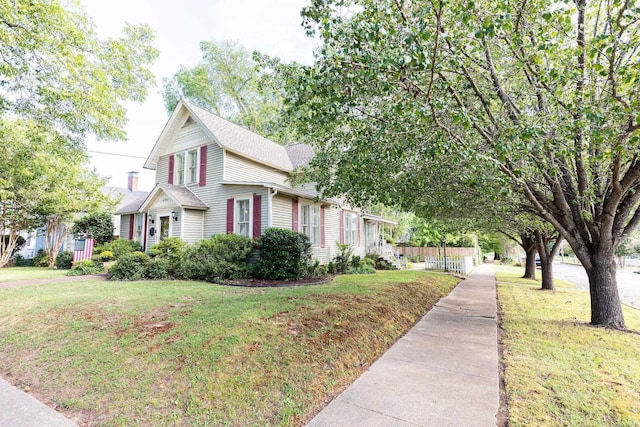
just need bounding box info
[0,266,68,283]
[0,270,459,426]
[496,266,640,426]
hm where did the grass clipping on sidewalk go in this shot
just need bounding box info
[496,267,640,426]
[0,270,458,426]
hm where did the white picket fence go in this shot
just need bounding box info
[424,256,474,275]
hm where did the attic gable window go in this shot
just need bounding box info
[182,116,195,127]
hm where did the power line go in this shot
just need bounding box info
[87,150,148,160]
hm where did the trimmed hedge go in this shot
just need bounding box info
[255,228,312,280]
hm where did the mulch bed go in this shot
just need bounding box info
[218,275,334,288]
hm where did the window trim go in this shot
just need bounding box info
[344,211,358,246]
[300,203,321,246]
[234,196,253,238]
[173,148,199,185]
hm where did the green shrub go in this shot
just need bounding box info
[68,259,104,276]
[99,250,115,261]
[145,257,171,279]
[55,251,73,269]
[351,255,361,268]
[149,237,185,276]
[108,251,150,280]
[333,243,354,274]
[375,258,398,270]
[346,257,376,274]
[96,239,141,260]
[255,228,312,280]
[179,234,254,281]
[326,261,336,274]
[32,250,48,267]
[501,256,514,265]
[306,259,328,278]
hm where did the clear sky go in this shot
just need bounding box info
[81,0,317,190]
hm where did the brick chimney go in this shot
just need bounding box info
[127,171,139,192]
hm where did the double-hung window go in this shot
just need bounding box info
[300,204,320,246]
[187,149,198,183]
[175,153,185,185]
[173,148,199,185]
[236,199,251,237]
[344,212,358,245]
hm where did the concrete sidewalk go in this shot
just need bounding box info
[0,379,77,427]
[307,263,500,427]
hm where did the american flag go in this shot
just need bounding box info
[72,238,95,262]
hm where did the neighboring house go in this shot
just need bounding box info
[116,100,395,263]
[104,172,149,246]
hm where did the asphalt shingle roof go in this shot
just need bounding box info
[157,183,208,209]
[185,101,298,172]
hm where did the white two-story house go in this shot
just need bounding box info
[116,100,395,263]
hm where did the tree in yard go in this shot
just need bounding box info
[0,0,158,145]
[72,212,115,247]
[287,0,639,328]
[0,118,113,267]
[163,40,294,143]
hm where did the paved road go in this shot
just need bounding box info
[552,262,640,310]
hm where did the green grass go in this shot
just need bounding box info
[496,266,640,426]
[0,266,68,283]
[0,270,459,426]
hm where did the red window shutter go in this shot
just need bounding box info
[320,206,326,248]
[253,195,262,238]
[357,214,361,246]
[339,210,344,244]
[199,145,207,186]
[128,215,134,240]
[292,199,299,232]
[168,155,175,184]
[226,198,234,234]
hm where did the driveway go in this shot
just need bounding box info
[552,262,640,310]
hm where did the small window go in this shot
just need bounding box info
[236,199,251,237]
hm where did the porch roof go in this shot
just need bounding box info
[362,214,398,225]
[220,181,340,205]
[138,183,208,212]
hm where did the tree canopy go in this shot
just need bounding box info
[286,0,640,328]
[0,0,158,144]
[163,40,295,143]
[0,118,112,267]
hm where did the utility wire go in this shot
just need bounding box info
[88,150,148,160]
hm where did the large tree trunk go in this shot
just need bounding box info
[521,233,537,280]
[540,257,554,290]
[584,258,625,329]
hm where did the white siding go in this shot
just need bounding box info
[271,195,292,229]
[182,209,204,244]
[171,123,209,154]
[225,152,291,185]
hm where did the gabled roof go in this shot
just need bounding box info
[138,183,208,213]
[144,99,313,173]
[104,186,149,215]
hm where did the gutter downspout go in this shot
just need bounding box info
[267,187,278,228]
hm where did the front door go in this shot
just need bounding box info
[160,216,170,240]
